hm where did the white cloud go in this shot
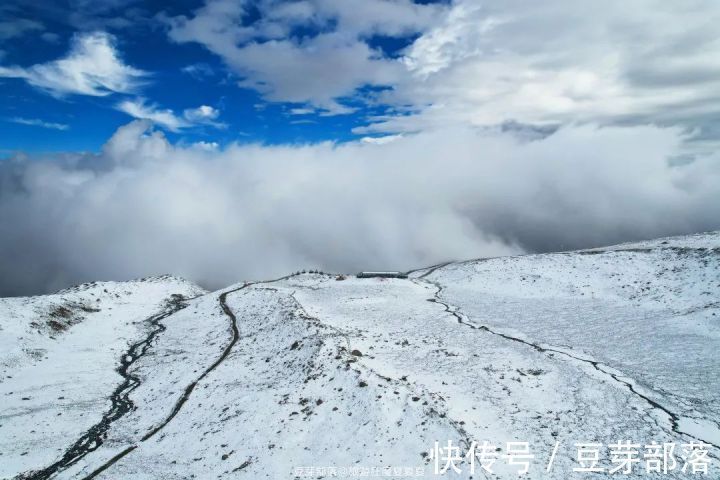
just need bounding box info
[1,120,718,295]
[8,117,69,131]
[181,62,215,79]
[117,98,189,132]
[117,99,225,131]
[184,104,227,129]
[0,31,146,96]
[165,0,436,113]
[231,35,402,112]
[167,0,720,140]
[191,141,219,151]
[165,0,256,55]
[183,104,219,122]
[360,134,402,145]
[289,107,315,115]
[368,0,720,139]
[265,0,444,38]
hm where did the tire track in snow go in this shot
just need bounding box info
[81,275,296,479]
[286,287,486,477]
[17,295,191,480]
[136,287,245,442]
[416,277,720,453]
[405,261,454,278]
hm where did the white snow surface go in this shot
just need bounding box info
[1,233,718,479]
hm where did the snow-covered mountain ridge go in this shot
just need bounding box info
[1,232,718,479]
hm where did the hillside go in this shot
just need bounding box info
[1,233,718,479]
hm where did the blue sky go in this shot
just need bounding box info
[3,0,720,155]
[0,0,444,153]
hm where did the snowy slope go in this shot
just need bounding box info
[0,276,206,479]
[1,233,718,479]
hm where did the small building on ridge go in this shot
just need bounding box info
[356,271,408,279]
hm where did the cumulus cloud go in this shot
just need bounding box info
[164,0,435,113]
[261,0,443,38]
[230,35,402,113]
[371,0,720,139]
[312,0,442,37]
[183,105,221,123]
[0,31,145,96]
[164,0,720,141]
[1,120,718,296]
[117,98,225,131]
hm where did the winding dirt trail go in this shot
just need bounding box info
[18,295,190,480]
[416,276,720,453]
[80,275,294,479]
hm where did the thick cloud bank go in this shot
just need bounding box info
[1,121,718,296]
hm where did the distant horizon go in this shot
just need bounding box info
[10,228,716,299]
[1,1,719,297]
